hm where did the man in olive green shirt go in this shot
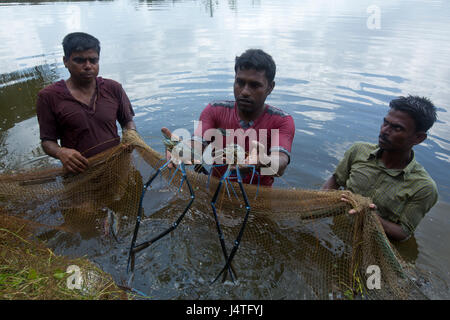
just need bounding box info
[322,95,438,241]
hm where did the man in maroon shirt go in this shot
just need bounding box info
[36,32,136,173]
[157,50,295,282]
[163,49,295,186]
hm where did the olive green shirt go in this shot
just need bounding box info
[334,142,438,236]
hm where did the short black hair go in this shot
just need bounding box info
[234,49,276,83]
[62,32,100,58]
[389,95,437,132]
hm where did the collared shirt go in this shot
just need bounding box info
[334,142,438,236]
[193,100,295,186]
[36,77,135,158]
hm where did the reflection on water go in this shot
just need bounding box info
[0,0,106,4]
[0,0,449,299]
[0,64,60,171]
[0,64,58,131]
[137,0,256,15]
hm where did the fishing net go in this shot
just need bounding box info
[0,130,427,299]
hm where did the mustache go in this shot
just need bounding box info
[379,134,390,144]
[237,98,253,104]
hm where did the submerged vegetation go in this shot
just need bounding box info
[0,213,129,300]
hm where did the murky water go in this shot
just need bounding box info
[0,0,449,299]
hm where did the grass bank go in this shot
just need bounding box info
[0,213,129,300]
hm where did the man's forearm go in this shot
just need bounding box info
[41,140,89,173]
[41,140,63,159]
[377,215,409,241]
[123,120,136,131]
[271,152,289,177]
[258,152,289,177]
[321,175,340,190]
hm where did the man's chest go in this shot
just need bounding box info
[54,95,119,127]
[346,160,412,218]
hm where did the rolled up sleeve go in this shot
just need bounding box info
[334,144,358,187]
[36,92,58,142]
[116,85,135,127]
[268,115,295,163]
[398,183,438,236]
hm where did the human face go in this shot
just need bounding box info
[378,109,426,152]
[63,49,99,83]
[234,68,274,118]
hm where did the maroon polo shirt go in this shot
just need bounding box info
[36,77,135,158]
[193,101,295,186]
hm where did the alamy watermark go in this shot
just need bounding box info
[366,264,381,290]
[66,265,100,291]
[367,5,381,30]
[66,265,83,289]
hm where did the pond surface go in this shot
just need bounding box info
[0,0,449,299]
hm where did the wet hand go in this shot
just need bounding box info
[340,192,377,214]
[56,147,89,173]
[161,127,176,169]
[121,143,134,153]
[245,140,269,168]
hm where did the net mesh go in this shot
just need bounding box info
[0,130,427,299]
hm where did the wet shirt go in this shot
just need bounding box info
[334,142,438,236]
[193,100,295,186]
[36,77,135,158]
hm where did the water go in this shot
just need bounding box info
[0,0,449,299]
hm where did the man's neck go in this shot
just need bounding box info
[237,104,266,122]
[65,77,97,106]
[380,149,413,169]
[66,77,96,93]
